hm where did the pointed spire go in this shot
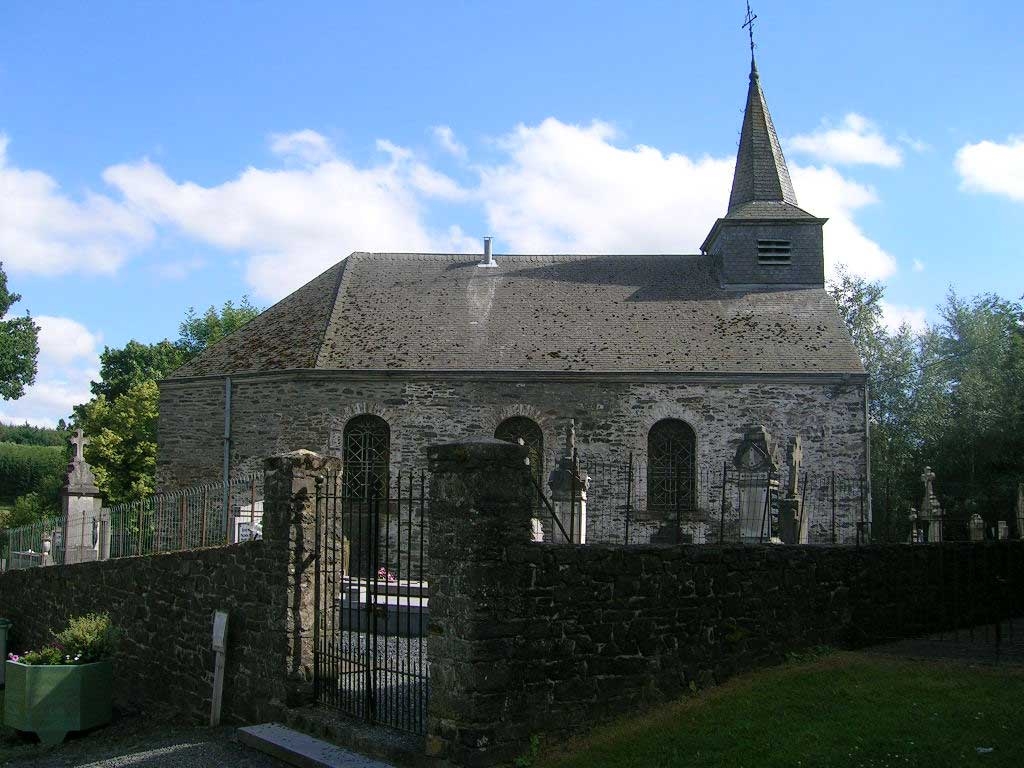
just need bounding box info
[727,56,798,215]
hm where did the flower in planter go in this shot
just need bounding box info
[7,653,19,662]
[10,613,120,666]
[377,567,397,582]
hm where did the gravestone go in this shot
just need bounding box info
[917,467,943,543]
[997,521,1009,540]
[778,435,804,544]
[733,425,780,543]
[62,430,104,565]
[547,420,590,543]
[968,513,985,541]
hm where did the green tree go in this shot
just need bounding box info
[74,380,159,503]
[827,268,924,540]
[90,340,188,401]
[71,297,260,504]
[0,262,40,401]
[914,292,1024,532]
[177,296,259,358]
[0,421,67,446]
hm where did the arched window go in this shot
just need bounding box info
[647,419,696,515]
[495,417,544,488]
[342,415,390,499]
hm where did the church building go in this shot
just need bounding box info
[156,55,869,543]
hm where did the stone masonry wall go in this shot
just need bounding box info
[505,541,1024,747]
[0,450,333,726]
[158,372,868,540]
[0,541,286,724]
[425,438,1024,766]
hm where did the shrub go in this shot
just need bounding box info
[18,647,64,665]
[53,613,120,664]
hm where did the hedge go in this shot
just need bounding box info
[0,443,66,502]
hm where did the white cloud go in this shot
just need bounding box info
[955,136,1024,202]
[0,315,101,427]
[2,118,888,304]
[788,114,903,168]
[898,135,930,154]
[474,118,896,280]
[35,316,102,366]
[269,130,336,164]
[790,165,897,281]
[880,301,928,334]
[0,135,152,277]
[104,131,476,300]
[478,118,733,253]
[433,125,467,159]
[912,259,925,273]
[409,163,471,201]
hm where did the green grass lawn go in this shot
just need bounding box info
[539,653,1024,768]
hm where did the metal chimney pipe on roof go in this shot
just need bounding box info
[481,236,495,267]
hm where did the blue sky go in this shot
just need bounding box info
[1,1,1022,426]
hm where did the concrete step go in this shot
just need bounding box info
[238,723,397,768]
[283,707,431,767]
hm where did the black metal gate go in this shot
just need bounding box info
[313,471,429,734]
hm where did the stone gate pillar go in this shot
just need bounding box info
[425,437,533,767]
[261,450,341,706]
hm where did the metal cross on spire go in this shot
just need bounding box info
[742,1,758,58]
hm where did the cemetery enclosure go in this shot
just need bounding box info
[426,439,1024,766]
[1,443,1022,768]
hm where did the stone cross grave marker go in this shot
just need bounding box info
[786,435,802,499]
[70,428,89,460]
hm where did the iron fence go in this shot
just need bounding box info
[531,456,869,546]
[0,472,264,572]
[104,472,265,558]
[0,513,66,570]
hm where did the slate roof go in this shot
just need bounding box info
[727,58,799,215]
[170,252,864,378]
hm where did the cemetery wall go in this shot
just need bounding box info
[497,541,1024,744]
[430,475,1024,768]
[0,540,288,724]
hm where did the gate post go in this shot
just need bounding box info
[262,450,341,707]
[425,437,534,767]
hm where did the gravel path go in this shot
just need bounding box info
[865,618,1024,666]
[0,715,287,768]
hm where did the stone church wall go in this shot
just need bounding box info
[157,372,868,539]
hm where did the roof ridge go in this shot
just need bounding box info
[358,252,707,259]
[311,259,351,369]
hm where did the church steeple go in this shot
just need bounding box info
[700,51,827,289]
[727,56,799,214]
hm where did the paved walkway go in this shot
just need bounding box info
[0,718,288,768]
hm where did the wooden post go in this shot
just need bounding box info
[210,610,229,726]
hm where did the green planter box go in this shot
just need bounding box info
[3,660,112,744]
